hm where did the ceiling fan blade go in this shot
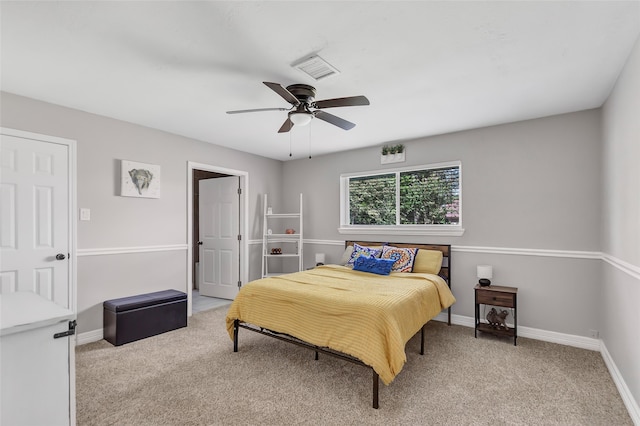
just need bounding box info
[226,107,288,114]
[314,95,370,109]
[263,82,300,106]
[277,118,294,133]
[314,111,356,130]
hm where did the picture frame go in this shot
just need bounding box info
[120,160,161,198]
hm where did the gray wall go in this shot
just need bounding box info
[284,109,603,338]
[0,92,283,333]
[602,35,640,411]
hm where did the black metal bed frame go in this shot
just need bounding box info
[231,242,452,409]
[233,319,428,409]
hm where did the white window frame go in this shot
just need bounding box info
[338,160,464,236]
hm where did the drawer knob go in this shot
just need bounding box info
[492,297,497,301]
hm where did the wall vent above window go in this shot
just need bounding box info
[293,55,340,81]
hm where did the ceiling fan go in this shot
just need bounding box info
[226,82,370,133]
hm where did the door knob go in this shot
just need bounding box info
[197,241,203,246]
[56,253,66,260]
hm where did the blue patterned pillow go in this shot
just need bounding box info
[346,243,383,267]
[380,246,418,272]
[353,256,395,275]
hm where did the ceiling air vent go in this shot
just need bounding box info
[293,55,340,81]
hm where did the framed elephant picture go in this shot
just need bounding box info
[120,160,161,198]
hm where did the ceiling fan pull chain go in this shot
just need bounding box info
[308,123,312,159]
[289,130,292,157]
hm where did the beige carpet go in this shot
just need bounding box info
[76,306,632,425]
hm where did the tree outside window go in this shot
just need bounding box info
[347,164,460,227]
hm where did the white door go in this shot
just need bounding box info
[0,128,75,425]
[199,176,240,299]
[0,133,70,306]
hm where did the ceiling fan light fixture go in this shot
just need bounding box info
[231,81,368,133]
[289,111,313,126]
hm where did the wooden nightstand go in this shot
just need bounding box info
[474,284,518,346]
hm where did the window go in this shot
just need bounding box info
[340,161,463,236]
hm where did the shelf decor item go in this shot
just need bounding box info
[380,144,405,164]
[486,308,509,330]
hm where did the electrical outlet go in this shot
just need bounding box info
[589,329,599,339]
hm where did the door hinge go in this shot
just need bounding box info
[53,319,77,339]
[237,234,242,241]
[237,188,242,195]
[237,281,242,288]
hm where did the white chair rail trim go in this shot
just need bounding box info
[77,244,188,256]
[298,241,639,281]
[452,245,601,259]
[602,253,640,281]
[99,241,638,282]
[302,240,600,259]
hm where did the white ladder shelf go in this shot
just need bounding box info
[261,194,303,278]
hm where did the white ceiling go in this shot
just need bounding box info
[2,1,639,161]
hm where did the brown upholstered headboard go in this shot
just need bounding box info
[345,241,451,285]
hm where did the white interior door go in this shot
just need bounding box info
[199,176,240,299]
[0,133,70,307]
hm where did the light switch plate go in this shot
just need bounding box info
[80,208,91,221]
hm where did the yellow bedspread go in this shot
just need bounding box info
[225,265,456,384]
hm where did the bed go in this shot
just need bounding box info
[225,241,456,408]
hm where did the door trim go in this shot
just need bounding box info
[0,126,77,425]
[186,161,248,316]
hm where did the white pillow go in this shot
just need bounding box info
[339,246,354,265]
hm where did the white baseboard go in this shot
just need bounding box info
[517,325,601,351]
[432,313,600,351]
[601,342,640,425]
[76,329,103,346]
[433,312,474,327]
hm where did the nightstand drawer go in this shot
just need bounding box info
[476,291,515,307]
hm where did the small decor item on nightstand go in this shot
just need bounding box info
[486,308,509,330]
[477,265,493,286]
